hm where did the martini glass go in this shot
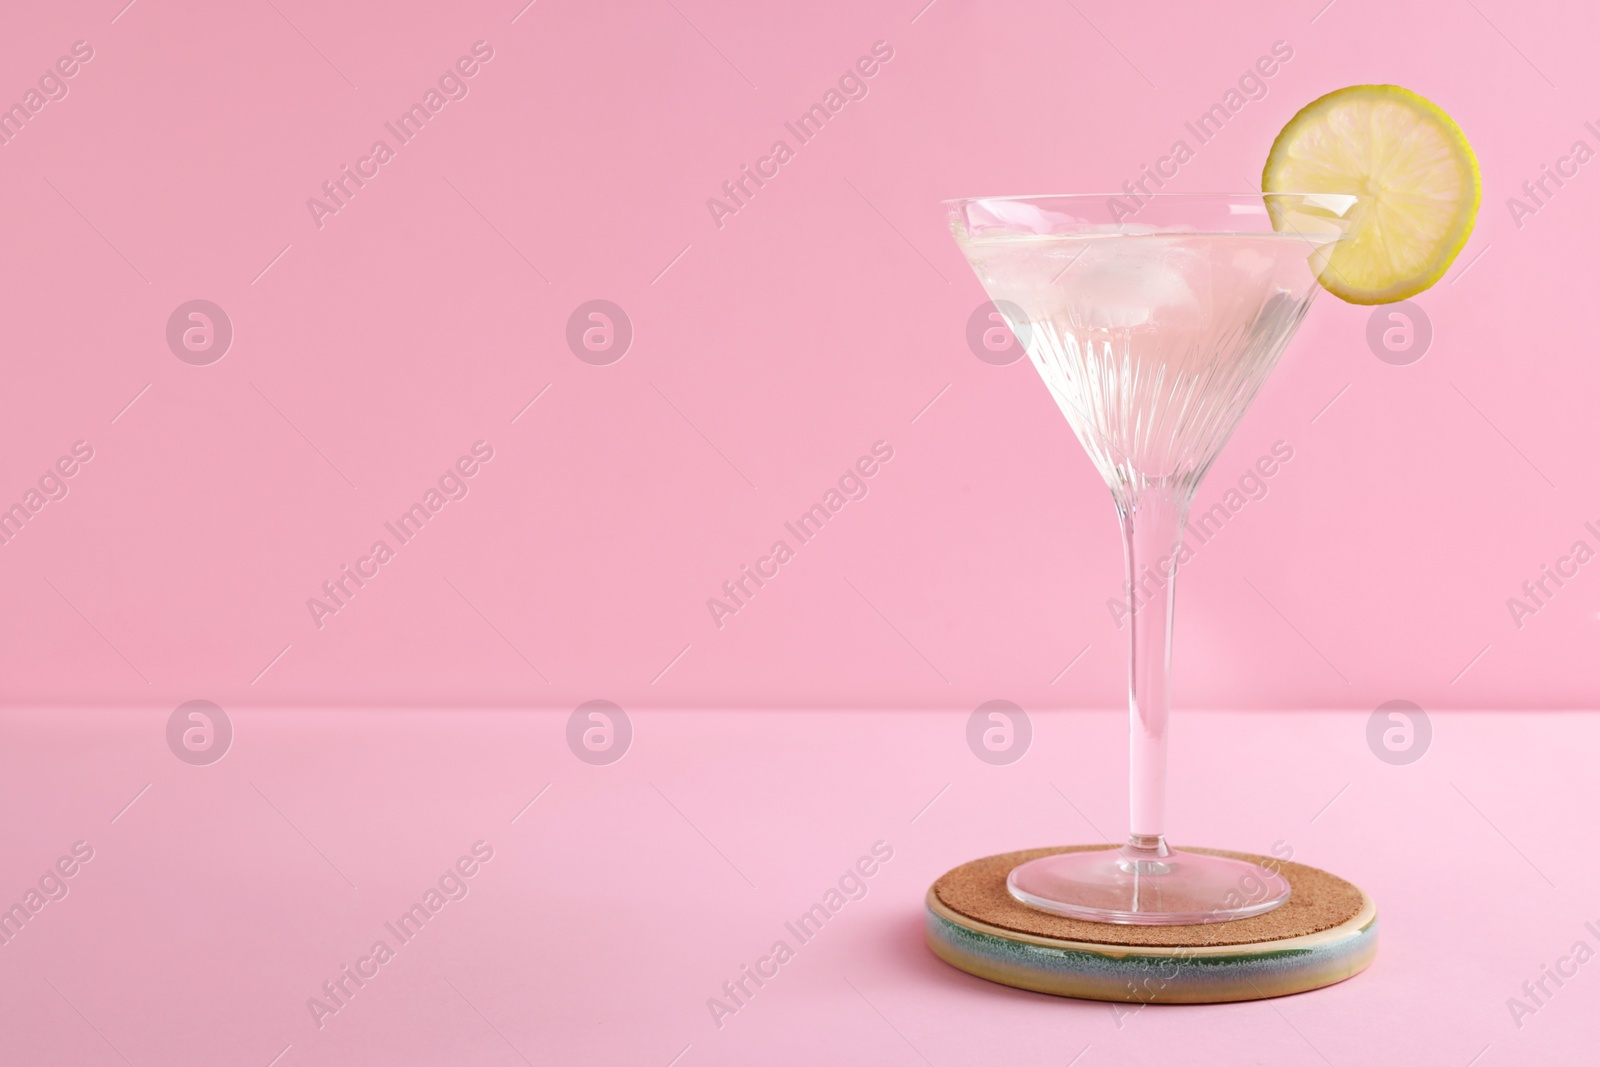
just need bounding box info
[949,193,1361,924]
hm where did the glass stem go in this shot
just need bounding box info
[1115,481,1192,858]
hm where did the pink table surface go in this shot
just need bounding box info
[1,707,1591,1065]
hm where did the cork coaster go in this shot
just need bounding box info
[925,846,1377,1003]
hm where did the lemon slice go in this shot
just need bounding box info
[1262,85,1480,305]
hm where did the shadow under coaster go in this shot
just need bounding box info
[925,846,1377,1004]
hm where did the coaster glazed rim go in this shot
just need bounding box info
[927,884,1378,958]
[925,846,1378,1003]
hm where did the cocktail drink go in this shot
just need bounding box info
[949,193,1361,923]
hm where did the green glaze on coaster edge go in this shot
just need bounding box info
[925,859,1378,1003]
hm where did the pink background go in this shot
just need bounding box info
[0,0,1592,712]
[4,2,1598,1064]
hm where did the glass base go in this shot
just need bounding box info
[1006,840,1291,925]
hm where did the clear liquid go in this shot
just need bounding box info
[958,232,1326,498]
